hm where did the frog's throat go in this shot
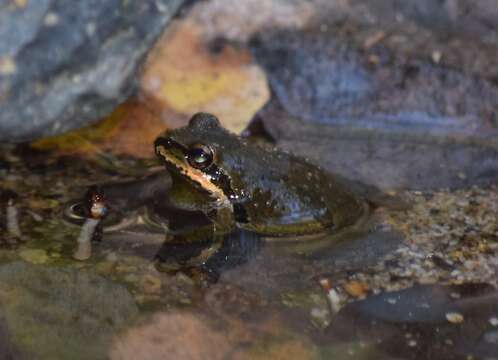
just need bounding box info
[156,144,231,208]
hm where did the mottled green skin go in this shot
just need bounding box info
[155,113,366,239]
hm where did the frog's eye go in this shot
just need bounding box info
[187,144,214,169]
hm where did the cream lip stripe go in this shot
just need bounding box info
[155,139,231,208]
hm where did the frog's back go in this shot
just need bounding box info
[234,150,368,237]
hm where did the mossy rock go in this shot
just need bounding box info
[0,262,139,359]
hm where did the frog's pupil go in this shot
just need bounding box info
[188,145,213,169]
[192,149,207,163]
[195,152,207,162]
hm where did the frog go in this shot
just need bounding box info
[152,112,370,280]
[63,112,373,280]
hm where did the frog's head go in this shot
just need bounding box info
[154,113,248,213]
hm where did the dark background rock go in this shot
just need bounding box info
[316,0,498,39]
[0,0,184,142]
[249,28,498,190]
[251,30,498,130]
[313,0,498,79]
[253,102,498,190]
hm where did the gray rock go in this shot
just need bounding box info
[325,284,498,360]
[250,29,498,189]
[254,102,498,190]
[0,0,184,142]
[313,0,498,48]
[251,30,498,133]
[0,262,139,359]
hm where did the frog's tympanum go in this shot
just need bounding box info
[153,113,369,280]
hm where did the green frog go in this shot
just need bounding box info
[65,112,373,280]
[152,113,370,279]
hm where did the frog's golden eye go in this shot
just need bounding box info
[187,144,214,169]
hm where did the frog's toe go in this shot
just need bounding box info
[153,259,219,284]
[154,262,180,274]
[198,265,220,284]
[183,265,219,285]
[153,254,185,273]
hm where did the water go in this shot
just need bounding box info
[0,147,496,359]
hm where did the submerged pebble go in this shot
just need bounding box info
[489,317,498,327]
[140,274,162,294]
[343,281,368,298]
[6,200,22,238]
[19,249,48,265]
[445,312,464,324]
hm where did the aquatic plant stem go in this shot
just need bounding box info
[73,218,100,260]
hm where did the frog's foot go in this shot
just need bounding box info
[155,229,261,283]
[187,266,220,285]
[154,238,215,274]
[153,236,219,284]
[154,257,219,286]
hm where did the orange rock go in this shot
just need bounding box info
[31,98,167,158]
[140,18,269,134]
[110,311,316,360]
[343,281,368,298]
[110,312,231,360]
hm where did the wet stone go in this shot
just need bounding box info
[0,319,25,360]
[324,284,498,360]
[0,0,185,142]
[0,261,139,359]
[251,30,498,133]
[254,99,498,191]
[445,312,464,324]
[250,29,498,190]
[251,31,376,123]
[490,317,498,327]
[18,248,48,264]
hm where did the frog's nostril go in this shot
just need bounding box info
[166,139,175,148]
[160,138,173,149]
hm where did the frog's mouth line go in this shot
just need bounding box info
[155,142,231,208]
